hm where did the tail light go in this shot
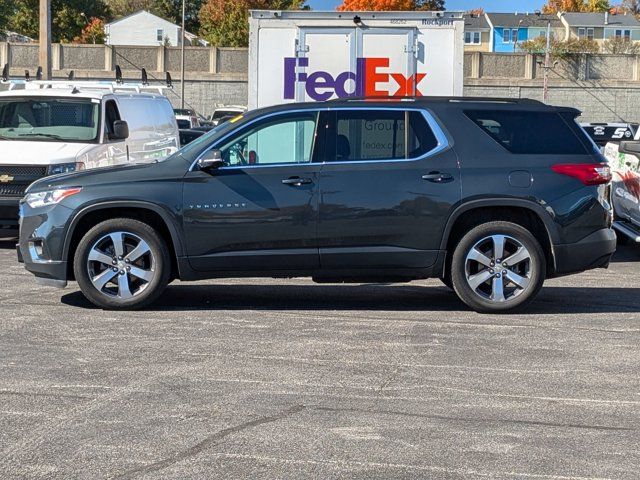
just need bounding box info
[551,163,612,186]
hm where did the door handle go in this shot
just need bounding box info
[282,177,312,186]
[422,172,454,183]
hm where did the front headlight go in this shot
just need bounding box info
[48,162,85,175]
[25,187,82,209]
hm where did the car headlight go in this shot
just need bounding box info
[48,162,85,175]
[25,187,82,208]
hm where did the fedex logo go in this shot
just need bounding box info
[283,57,426,101]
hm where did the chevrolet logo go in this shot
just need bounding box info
[0,174,14,183]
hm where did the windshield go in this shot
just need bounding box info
[174,119,238,163]
[211,110,241,120]
[0,97,100,142]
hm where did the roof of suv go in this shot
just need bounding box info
[0,82,170,101]
[247,96,552,116]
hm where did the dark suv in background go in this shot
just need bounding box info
[17,97,616,313]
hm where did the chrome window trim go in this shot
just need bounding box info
[190,106,450,171]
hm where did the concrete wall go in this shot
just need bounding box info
[2,44,640,122]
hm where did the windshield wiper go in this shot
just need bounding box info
[17,132,64,139]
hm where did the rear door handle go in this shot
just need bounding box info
[282,177,312,186]
[422,172,454,183]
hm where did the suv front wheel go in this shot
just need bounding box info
[451,221,546,313]
[73,218,171,310]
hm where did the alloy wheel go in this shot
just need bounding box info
[86,231,155,300]
[464,234,532,303]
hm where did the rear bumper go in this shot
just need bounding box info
[553,228,617,276]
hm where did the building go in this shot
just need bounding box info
[463,13,491,52]
[560,12,640,49]
[104,10,207,47]
[485,12,564,53]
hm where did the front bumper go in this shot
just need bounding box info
[18,203,71,289]
[553,228,617,276]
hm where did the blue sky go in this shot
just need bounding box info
[306,0,542,12]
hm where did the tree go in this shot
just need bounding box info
[519,35,600,56]
[199,0,306,47]
[620,0,640,14]
[10,0,109,42]
[542,0,610,13]
[337,0,444,10]
[603,36,640,53]
[73,17,107,44]
[106,0,159,18]
[0,0,12,35]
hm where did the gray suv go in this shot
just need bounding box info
[17,97,617,312]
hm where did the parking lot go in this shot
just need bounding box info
[0,237,639,479]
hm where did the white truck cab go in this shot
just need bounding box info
[0,81,179,228]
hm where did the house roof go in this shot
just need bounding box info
[487,12,562,28]
[464,14,490,30]
[561,12,640,28]
[105,10,179,30]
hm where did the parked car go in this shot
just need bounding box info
[581,122,638,147]
[174,108,200,129]
[178,128,206,147]
[603,140,640,243]
[17,97,616,313]
[0,82,179,229]
[209,106,246,126]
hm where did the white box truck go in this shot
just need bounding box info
[248,10,464,110]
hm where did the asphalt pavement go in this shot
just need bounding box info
[0,237,639,479]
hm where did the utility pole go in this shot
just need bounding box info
[180,0,186,108]
[542,19,551,104]
[39,0,52,79]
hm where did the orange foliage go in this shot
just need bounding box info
[337,0,415,10]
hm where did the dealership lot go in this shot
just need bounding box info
[1,238,639,479]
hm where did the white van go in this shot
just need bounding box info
[0,81,179,228]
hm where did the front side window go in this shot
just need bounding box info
[218,112,318,167]
[465,109,589,155]
[0,97,100,142]
[328,110,439,163]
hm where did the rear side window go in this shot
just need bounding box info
[464,110,589,155]
[329,110,439,162]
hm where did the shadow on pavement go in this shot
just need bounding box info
[61,283,640,314]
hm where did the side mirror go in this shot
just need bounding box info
[110,120,129,140]
[619,141,640,155]
[198,149,224,171]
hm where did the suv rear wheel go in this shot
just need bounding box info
[451,221,546,313]
[73,218,171,310]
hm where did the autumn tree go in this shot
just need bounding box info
[10,0,109,42]
[73,17,106,44]
[199,0,306,47]
[337,0,444,10]
[542,0,610,13]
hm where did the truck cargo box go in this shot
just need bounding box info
[248,10,464,109]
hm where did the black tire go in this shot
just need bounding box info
[450,221,546,313]
[73,218,171,310]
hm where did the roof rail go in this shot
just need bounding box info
[21,80,172,94]
[324,96,544,105]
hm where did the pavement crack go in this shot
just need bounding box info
[313,406,635,432]
[376,366,403,395]
[112,404,305,479]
